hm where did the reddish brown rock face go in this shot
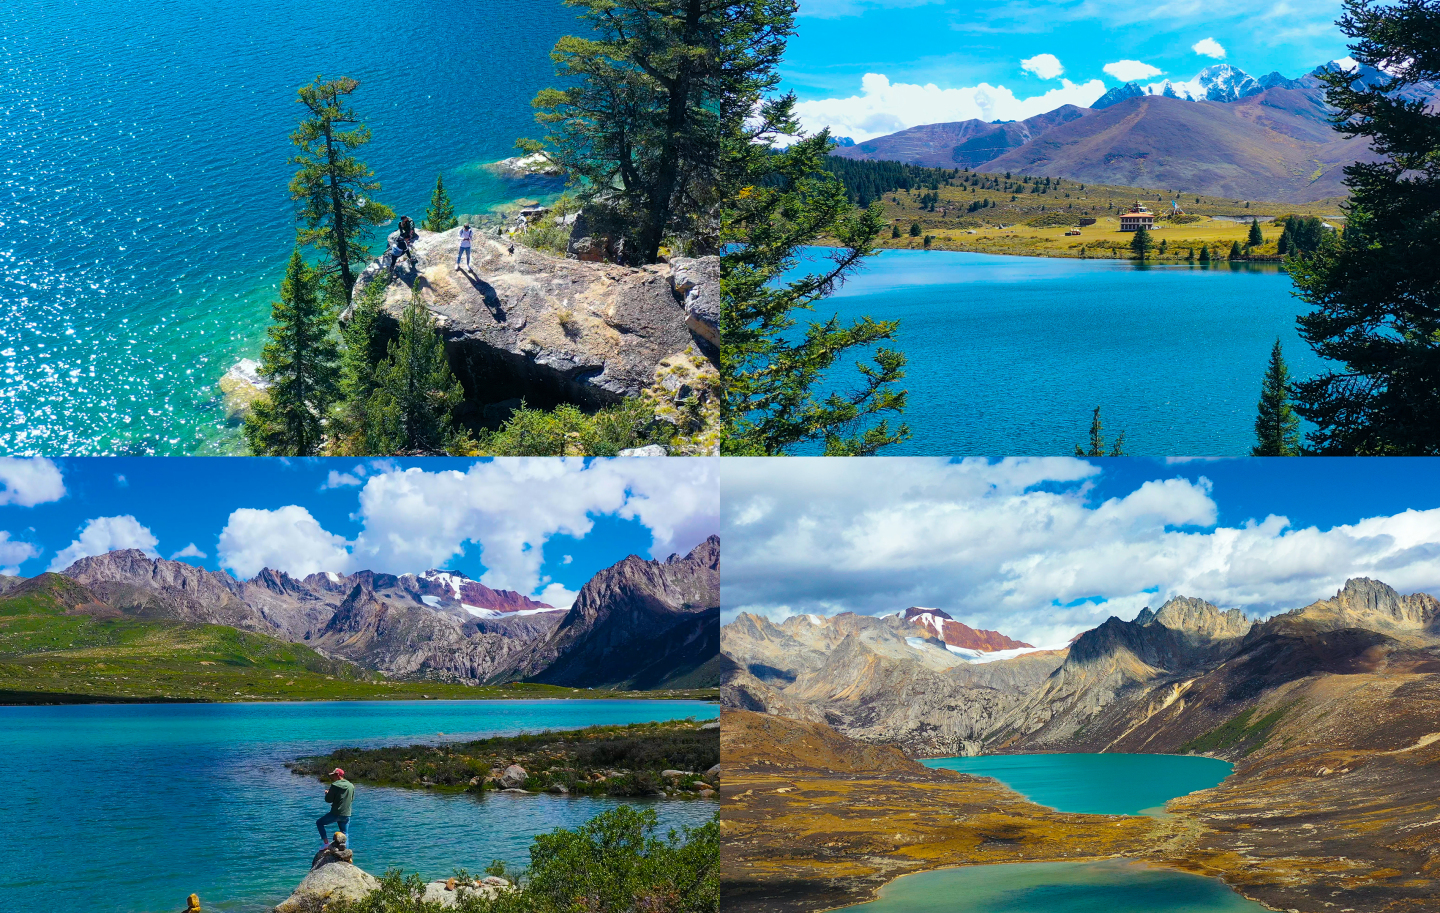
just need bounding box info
[903,606,1033,651]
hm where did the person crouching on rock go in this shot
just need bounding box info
[387,235,413,279]
[456,223,473,270]
[317,767,354,847]
[311,830,354,870]
[398,215,417,245]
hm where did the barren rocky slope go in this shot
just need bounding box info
[725,579,1440,913]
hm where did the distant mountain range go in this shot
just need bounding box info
[3,536,721,690]
[721,578,1440,755]
[833,62,1439,203]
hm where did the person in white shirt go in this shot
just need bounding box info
[456,223,473,269]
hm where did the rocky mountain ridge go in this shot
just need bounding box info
[722,579,1439,756]
[833,61,1439,203]
[51,540,720,689]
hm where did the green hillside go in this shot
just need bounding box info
[0,576,714,704]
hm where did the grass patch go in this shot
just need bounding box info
[290,719,719,798]
[0,610,717,704]
[1181,703,1295,755]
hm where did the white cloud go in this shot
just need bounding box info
[349,458,719,597]
[1021,53,1064,79]
[537,582,580,610]
[1192,37,1226,58]
[215,459,719,598]
[722,458,1440,646]
[1103,60,1164,82]
[115,474,128,488]
[217,506,352,579]
[322,470,364,489]
[169,543,207,561]
[48,516,158,572]
[0,458,66,507]
[0,531,39,576]
[793,72,1107,143]
[562,555,573,564]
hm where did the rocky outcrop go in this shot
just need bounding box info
[274,862,380,912]
[64,550,275,633]
[351,229,716,416]
[517,535,721,689]
[669,257,719,351]
[219,358,267,420]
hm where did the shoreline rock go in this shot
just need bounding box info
[219,358,267,421]
[490,153,564,179]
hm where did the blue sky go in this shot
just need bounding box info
[782,0,1353,140]
[724,457,1440,644]
[0,458,719,608]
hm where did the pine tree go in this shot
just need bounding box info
[365,288,466,455]
[1130,225,1153,260]
[909,222,921,237]
[891,224,901,239]
[521,0,790,263]
[1075,406,1127,457]
[423,173,458,232]
[244,249,341,456]
[1247,217,1264,247]
[1291,0,1440,453]
[1252,338,1302,456]
[721,94,908,455]
[289,76,394,298]
[330,275,390,454]
[1199,244,1211,263]
[1229,240,1244,260]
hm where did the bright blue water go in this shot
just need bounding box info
[922,753,1233,816]
[797,249,1326,455]
[839,860,1269,913]
[0,700,717,913]
[0,0,574,455]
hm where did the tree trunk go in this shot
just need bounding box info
[323,120,352,296]
[641,0,701,264]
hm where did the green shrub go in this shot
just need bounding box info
[476,399,670,456]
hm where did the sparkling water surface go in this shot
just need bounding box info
[799,248,1326,455]
[923,752,1233,815]
[0,699,718,912]
[0,0,575,454]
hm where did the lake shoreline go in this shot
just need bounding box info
[0,687,720,707]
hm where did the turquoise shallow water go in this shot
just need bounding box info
[798,248,1326,455]
[922,753,1233,815]
[839,860,1269,913]
[0,700,717,913]
[0,0,573,455]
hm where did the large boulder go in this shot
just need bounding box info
[352,230,715,416]
[422,877,514,907]
[273,862,380,912]
[500,764,528,788]
[669,257,719,351]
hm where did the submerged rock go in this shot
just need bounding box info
[273,862,380,912]
[219,358,268,420]
[352,230,714,416]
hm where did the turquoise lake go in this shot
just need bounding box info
[0,699,717,913]
[922,753,1233,815]
[801,248,1327,455]
[839,860,1269,913]
[1,0,575,455]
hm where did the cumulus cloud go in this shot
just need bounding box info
[0,531,40,576]
[48,516,158,572]
[217,506,352,579]
[722,459,1440,646]
[322,470,364,489]
[537,582,580,610]
[0,457,66,507]
[1103,60,1164,82]
[1021,53,1064,79]
[169,543,207,561]
[1192,37,1226,58]
[792,72,1107,142]
[216,459,719,598]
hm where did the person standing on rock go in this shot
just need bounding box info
[456,223,473,270]
[398,215,417,245]
[316,768,354,846]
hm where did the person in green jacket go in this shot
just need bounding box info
[316,767,354,846]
